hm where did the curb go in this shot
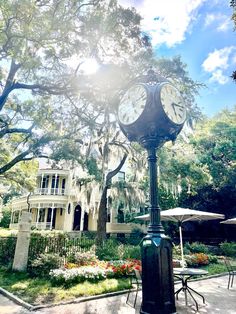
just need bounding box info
[0,287,33,311]
[0,273,229,311]
[32,288,133,310]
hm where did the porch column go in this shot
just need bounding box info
[43,208,46,229]
[50,204,55,230]
[40,173,44,194]
[10,208,14,226]
[54,173,58,195]
[80,206,84,231]
[48,174,51,195]
[111,207,116,223]
[36,205,40,228]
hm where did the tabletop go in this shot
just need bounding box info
[173,268,208,276]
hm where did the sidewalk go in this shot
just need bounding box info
[0,275,235,314]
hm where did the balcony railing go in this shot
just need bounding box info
[10,222,52,230]
[34,188,67,196]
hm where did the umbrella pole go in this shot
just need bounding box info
[179,222,185,268]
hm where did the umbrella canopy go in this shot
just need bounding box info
[135,207,224,222]
[220,218,236,225]
[135,207,225,267]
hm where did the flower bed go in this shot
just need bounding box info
[185,253,209,267]
[50,258,141,286]
[50,266,110,285]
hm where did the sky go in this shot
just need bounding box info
[119,0,236,117]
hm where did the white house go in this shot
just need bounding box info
[9,165,147,234]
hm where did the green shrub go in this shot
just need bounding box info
[208,255,218,263]
[28,253,62,278]
[96,239,120,261]
[0,207,11,228]
[0,236,16,266]
[126,228,144,245]
[184,242,209,254]
[207,245,222,256]
[122,245,141,260]
[219,242,236,257]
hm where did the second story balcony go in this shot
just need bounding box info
[34,187,67,196]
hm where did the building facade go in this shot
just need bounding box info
[9,167,147,234]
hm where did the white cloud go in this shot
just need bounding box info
[209,69,229,84]
[217,19,232,32]
[204,13,232,32]
[202,47,234,72]
[202,47,236,84]
[119,0,206,47]
[232,54,236,64]
[204,13,216,26]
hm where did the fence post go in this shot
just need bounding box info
[12,211,32,271]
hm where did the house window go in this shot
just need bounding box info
[42,175,49,189]
[62,178,66,195]
[51,175,59,194]
[39,208,45,222]
[107,208,111,222]
[60,208,63,215]
[117,209,124,223]
[68,204,71,214]
[13,211,20,223]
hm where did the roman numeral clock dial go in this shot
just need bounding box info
[160,83,186,125]
[118,85,147,125]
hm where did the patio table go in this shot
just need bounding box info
[173,267,208,311]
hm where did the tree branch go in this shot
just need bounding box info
[0,59,21,111]
[105,153,128,185]
[0,134,55,175]
[0,149,32,175]
[0,127,32,139]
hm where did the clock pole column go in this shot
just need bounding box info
[140,137,176,314]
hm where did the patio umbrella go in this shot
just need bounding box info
[136,207,225,267]
[220,218,236,225]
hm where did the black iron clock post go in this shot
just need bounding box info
[117,70,186,314]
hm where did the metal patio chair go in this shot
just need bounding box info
[126,269,142,308]
[224,257,236,289]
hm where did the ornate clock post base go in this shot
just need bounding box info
[140,140,176,314]
[140,234,176,314]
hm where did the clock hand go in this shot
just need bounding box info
[171,103,177,116]
[135,95,146,103]
[173,102,184,108]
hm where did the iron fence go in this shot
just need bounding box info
[0,232,143,267]
[28,235,95,262]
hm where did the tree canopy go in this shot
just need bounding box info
[0,0,150,185]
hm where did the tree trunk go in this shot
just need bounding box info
[96,187,108,245]
[96,153,128,245]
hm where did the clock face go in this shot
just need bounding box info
[118,85,147,125]
[160,83,186,124]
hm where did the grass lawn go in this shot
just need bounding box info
[0,269,131,305]
[199,262,227,276]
